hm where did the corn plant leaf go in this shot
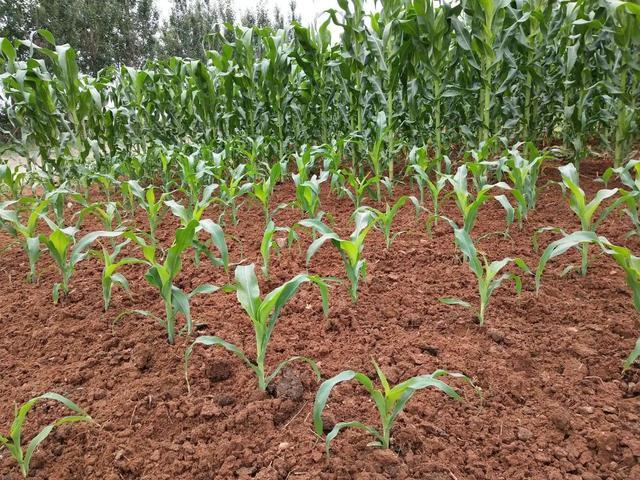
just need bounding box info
[313,370,376,435]
[198,219,229,271]
[189,283,219,298]
[5,392,90,477]
[70,231,121,266]
[439,297,471,308]
[535,230,601,292]
[324,421,383,455]
[234,264,261,321]
[265,355,321,387]
[623,337,640,371]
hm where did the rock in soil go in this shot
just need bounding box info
[266,368,304,401]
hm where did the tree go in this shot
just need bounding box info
[0,0,36,40]
[289,0,300,23]
[274,6,285,30]
[1,0,159,72]
[161,0,217,58]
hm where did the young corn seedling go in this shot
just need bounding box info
[599,238,640,370]
[0,162,26,198]
[122,180,166,243]
[601,159,640,237]
[0,392,92,478]
[95,238,143,311]
[39,222,122,303]
[185,263,329,392]
[368,111,388,199]
[176,151,216,211]
[558,163,619,276]
[218,165,251,226]
[43,185,86,228]
[360,196,408,249]
[534,230,640,371]
[260,220,299,280]
[76,202,123,233]
[165,183,218,226]
[341,171,379,209]
[313,361,468,455]
[464,139,504,191]
[300,209,379,302]
[78,171,119,203]
[123,220,219,344]
[408,165,446,218]
[0,198,48,282]
[165,193,229,271]
[329,168,347,199]
[534,230,601,292]
[424,173,449,229]
[238,135,266,171]
[440,221,529,326]
[293,170,329,219]
[250,162,282,223]
[448,164,511,234]
[500,143,548,227]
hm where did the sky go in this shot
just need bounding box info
[154,0,378,27]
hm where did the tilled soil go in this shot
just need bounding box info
[1,157,639,479]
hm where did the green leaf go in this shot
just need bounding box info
[189,283,219,298]
[234,264,261,321]
[623,337,640,371]
[198,219,229,272]
[266,355,321,387]
[324,421,382,456]
[70,231,121,266]
[535,231,601,292]
[313,370,359,435]
[439,297,471,308]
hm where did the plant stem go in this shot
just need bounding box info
[256,354,267,391]
[165,297,175,345]
[614,67,628,167]
[382,421,391,449]
[434,78,442,169]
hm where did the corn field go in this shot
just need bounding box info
[1,0,638,174]
[0,0,640,478]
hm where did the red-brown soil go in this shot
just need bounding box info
[1,157,639,479]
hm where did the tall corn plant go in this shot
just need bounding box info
[328,0,368,167]
[399,0,459,162]
[605,1,640,166]
[453,0,513,144]
[291,18,335,144]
